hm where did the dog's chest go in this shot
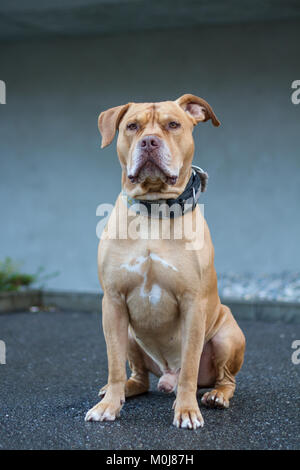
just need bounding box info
[120,252,182,371]
[120,252,179,326]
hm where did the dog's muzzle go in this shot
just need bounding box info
[128,135,178,185]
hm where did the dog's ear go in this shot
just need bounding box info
[176,94,220,127]
[98,103,131,148]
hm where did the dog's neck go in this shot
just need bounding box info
[121,166,208,219]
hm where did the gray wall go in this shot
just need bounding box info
[0,20,300,291]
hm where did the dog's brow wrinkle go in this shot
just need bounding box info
[151,104,156,125]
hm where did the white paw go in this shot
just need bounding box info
[173,408,204,430]
[85,401,121,422]
[201,390,229,409]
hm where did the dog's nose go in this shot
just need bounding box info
[140,135,160,149]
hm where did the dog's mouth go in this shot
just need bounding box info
[128,156,178,186]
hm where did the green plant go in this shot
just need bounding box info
[0,257,59,292]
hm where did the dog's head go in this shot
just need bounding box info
[98,94,220,199]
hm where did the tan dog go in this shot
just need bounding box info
[85,94,245,429]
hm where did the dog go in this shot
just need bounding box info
[85,94,245,429]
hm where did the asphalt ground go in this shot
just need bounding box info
[0,310,299,450]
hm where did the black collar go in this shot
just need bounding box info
[122,166,208,218]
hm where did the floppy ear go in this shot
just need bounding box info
[98,103,130,148]
[176,94,220,127]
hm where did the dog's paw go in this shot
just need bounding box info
[85,399,123,422]
[173,401,204,430]
[98,384,108,397]
[201,389,229,409]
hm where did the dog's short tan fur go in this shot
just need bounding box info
[85,94,245,429]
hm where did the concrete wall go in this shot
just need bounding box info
[0,20,299,291]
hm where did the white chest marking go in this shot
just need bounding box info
[120,256,147,274]
[140,276,162,305]
[149,253,178,272]
[120,253,177,306]
[120,254,177,274]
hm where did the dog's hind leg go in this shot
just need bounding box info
[124,327,151,397]
[200,305,245,409]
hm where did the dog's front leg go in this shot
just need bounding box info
[85,293,128,422]
[173,298,205,430]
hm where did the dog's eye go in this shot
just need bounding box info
[127,122,138,131]
[168,121,180,129]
